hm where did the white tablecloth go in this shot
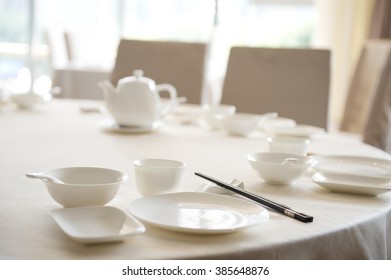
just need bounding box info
[1,99,391,260]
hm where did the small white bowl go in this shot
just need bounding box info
[221,113,262,137]
[245,152,312,185]
[267,136,309,155]
[260,117,296,131]
[10,92,51,109]
[38,167,127,207]
[133,158,186,197]
[202,104,236,129]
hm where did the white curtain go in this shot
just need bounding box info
[312,0,375,130]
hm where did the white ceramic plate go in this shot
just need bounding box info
[100,119,161,133]
[312,155,391,168]
[312,155,391,178]
[127,192,269,234]
[312,172,391,196]
[267,125,325,138]
[49,206,145,244]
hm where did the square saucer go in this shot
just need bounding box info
[49,206,145,244]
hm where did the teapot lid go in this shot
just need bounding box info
[117,69,155,87]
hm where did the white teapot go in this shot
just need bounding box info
[99,69,177,127]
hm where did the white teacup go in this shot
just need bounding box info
[267,136,309,156]
[133,158,186,197]
[202,104,236,130]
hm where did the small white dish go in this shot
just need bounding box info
[267,125,325,138]
[311,155,391,173]
[312,172,391,196]
[127,192,269,234]
[10,92,51,109]
[312,162,391,183]
[100,119,161,133]
[49,206,145,244]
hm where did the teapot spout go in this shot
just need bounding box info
[98,80,116,97]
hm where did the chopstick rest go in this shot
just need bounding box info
[195,172,313,223]
[196,178,244,194]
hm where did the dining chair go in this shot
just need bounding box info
[220,47,331,129]
[110,39,208,104]
[362,48,391,153]
[340,40,391,135]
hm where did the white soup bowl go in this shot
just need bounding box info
[38,167,127,207]
[245,152,312,185]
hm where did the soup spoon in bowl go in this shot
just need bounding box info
[282,158,299,165]
[25,172,65,184]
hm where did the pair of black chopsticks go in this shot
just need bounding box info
[195,172,313,223]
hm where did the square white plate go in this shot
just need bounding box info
[49,206,145,244]
[312,172,391,196]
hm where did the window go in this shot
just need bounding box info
[0,0,315,98]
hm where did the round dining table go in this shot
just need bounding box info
[1,98,391,260]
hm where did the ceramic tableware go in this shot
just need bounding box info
[245,152,313,185]
[133,158,186,197]
[10,91,51,109]
[99,69,177,127]
[267,136,309,155]
[27,167,128,207]
[49,206,145,244]
[312,172,391,196]
[267,124,325,138]
[221,113,263,137]
[202,104,236,130]
[127,192,269,234]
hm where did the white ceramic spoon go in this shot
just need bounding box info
[25,172,65,184]
[282,158,300,165]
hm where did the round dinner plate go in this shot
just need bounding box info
[99,119,161,133]
[127,192,269,234]
[312,172,391,196]
[49,206,145,244]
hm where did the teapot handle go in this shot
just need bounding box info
[156,84,177,116]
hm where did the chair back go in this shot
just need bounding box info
[340,40,391,134]
[111,39,207,104]
[363,46,391,152]
[221,47,331,129]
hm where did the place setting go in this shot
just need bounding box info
[24,158,272,244]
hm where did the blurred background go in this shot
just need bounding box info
[0,0,384,129]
